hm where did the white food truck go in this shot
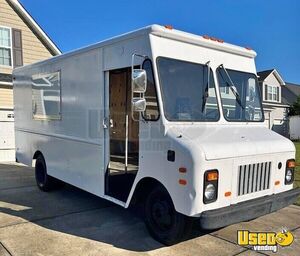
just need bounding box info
[13,25,300,245]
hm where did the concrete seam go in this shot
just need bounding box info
[209,234,269,255]
[0,241,13,256]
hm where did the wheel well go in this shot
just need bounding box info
[130,177,168,206]
[33,150,43,159]
[32,151,43,167]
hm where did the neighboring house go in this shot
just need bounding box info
[0,0,61,161]
[282,82,300,106]
[258,69,300,137]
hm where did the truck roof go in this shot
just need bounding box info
[149,25,256,58]
[14,24,256,71]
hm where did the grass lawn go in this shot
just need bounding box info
[294,142,300,206]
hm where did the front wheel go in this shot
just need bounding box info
[35,155,61,192]
[144,185,193,245]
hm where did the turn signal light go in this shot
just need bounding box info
[225,191,232,197]
[179,167,187,173]
[179,179,187,185]
[275,180,280,186]
[287,160,296,168]
[206,171,218,181]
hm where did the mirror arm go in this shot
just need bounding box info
[131,53,148,75]
[131,106,140,122]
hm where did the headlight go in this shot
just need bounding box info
[286,169,293,183]
[285,159,295,185]
[203,170,218,204]
[285,169,294,184]
[204,184,216,200]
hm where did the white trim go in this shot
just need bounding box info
[262,102,289,108]
[260,69,285,86]
[6,0,61,55]
[0,26,13,67]
[0,81,13,86]
[272,69,285,85]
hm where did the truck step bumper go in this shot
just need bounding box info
[199,188,300,230]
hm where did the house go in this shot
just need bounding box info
[282,82,300,106]
[0,0,61,161]
[258,69,300,137]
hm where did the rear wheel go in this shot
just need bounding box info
[35,155,61,191]
[144,185,193,245]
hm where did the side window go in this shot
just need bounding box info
[32,71,61,120]
[142,59,160,121]
[0,27,12,66]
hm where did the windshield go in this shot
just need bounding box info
[157,57,219,121]
[217,67,264,122]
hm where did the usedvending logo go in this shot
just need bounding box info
[237,229,294,252]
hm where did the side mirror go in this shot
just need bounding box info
[132,69,147,93]
[132,98,146,112]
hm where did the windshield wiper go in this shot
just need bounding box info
[202,61,210,112]
[219,64,244,109]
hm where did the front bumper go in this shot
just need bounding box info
[199,188,300,230]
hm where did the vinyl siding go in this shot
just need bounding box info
[0,0,56,109]
[0,86,13,108]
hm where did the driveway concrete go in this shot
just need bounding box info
[0,163,299,256]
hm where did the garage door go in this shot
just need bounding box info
[263,112,270,129]
[0,110,15,162]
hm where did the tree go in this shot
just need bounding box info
[289,95,300,116]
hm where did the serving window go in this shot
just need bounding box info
[32,71,61,120]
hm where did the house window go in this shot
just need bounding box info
[266,85,279,102]
[0,27,12,66]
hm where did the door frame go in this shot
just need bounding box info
[103,70,126,206]
[103,71,110,194]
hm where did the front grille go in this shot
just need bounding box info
[238,162,271,196]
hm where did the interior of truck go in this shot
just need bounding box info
[105,68,139,202]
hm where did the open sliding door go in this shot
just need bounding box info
[105,68,139,202]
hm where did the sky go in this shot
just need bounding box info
[21,0,300,84]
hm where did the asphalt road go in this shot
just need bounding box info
[0,163,299,256]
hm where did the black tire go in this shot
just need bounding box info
[35,155,60,192]
[144,185,193,245]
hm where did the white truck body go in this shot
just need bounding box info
[13,25,299,236]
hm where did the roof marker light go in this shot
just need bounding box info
[164,25,173,30]
[203,35,224,43]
